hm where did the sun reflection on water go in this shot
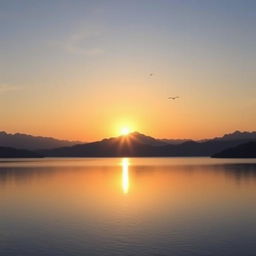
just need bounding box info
[121,158,129,194]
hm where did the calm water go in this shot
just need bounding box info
[0,157,256,256]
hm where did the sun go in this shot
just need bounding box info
[120,127,131,136]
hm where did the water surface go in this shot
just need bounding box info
[0,157,256,256]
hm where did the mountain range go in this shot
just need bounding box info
[0,131,83,150]
[39,131,256,157]
[0,130,256,158]
[212,130,256,141]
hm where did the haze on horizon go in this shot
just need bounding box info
[1,0,255,141]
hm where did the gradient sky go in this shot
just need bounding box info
[0,0,255,141]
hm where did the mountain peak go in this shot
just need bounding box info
[125,131,168,146]
[219,130,256,141]
[98,131,167,147]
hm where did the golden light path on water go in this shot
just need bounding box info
[121,158,129,194]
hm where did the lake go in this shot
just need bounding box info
[0,157,256,256]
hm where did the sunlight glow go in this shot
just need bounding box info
[120,127,131,136]
[121,158,129,194]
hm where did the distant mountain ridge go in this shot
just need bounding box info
[40,130,256,157]
[1,130,256,158]
[0,131,83,150]
[130,131,256,145]
[213,131,256,141]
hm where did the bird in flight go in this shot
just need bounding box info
[168,96,179,100]
[149,73,153,77]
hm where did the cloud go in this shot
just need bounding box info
[0,84,21,95]
[52,30,105,56]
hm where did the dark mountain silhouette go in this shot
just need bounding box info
[212,141,256,158]
[211,130,256,141]
[0,146,43,158]
[1,130,255,151]
[0,131,83,150]
[40,134,163,157]
[40,131,256,157]
[1,130,256,158]
[150,130,256,145]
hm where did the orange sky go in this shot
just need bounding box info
[1,1,256,141]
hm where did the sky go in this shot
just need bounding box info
[0,0,256,141]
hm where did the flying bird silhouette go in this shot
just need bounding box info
[168,96,179,100]
[149,73,153,77]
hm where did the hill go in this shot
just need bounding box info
[212,141,256,158]
[0,131,83,150]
